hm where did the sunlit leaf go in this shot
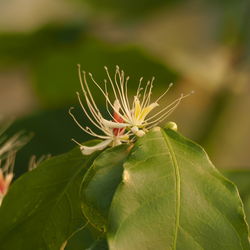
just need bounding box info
[108,128,250,250]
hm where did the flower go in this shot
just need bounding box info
[69,66,131,155]
[0,119,31,205]
[0,153,15,206]
[70,65,192,155]
[87,65,193,136]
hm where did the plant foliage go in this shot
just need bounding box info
[0,128,249,249]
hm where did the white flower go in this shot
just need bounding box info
[69,65,131,155]
[87,65,193,137]
[70,65,193,155]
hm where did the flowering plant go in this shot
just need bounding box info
[70,65,192,154]
[0,120,30,205]
[0,68,248,250]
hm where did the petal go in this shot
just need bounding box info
[80,139,112,155]
[102,119,129,128]
[140,102,159,121]
[119,134,130,141]
[134,96,141,119]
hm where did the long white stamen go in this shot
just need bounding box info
[69,108,109,139]
[77,66,106,130]
[140,80,151,109]
[136,77,143,97]
[82,71,106,127]
[124,76,131,112]
[114,67,129,116]
[154,83,173,104]
[141,77,155,109]
[146,92,193,127]
[104,66,127,115]
[104,81,116,120]
[86,126,112,138]
[78,65,101,119]
[145,93,185,122]
[88,70,128,122]
[76,92,105,131]
[115,67,132,120]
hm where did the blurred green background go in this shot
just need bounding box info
[0,0,249,176]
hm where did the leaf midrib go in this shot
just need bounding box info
[162,130,181,250]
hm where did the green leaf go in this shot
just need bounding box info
[81,144,131,232]
[65,224,108,250]
[108,128,250,250]
[224,170,250,227]
[0,142,99,250]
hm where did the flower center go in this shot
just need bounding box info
[113,111,125,136]
[0,179,7,195]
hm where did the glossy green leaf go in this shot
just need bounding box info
[0,142,99,250]
[108,128,250,250]
[65,224,108,250]
[225,170,250,226]
[81,144,131,232]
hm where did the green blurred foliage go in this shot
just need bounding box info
[0,0,250,172]
[73,0,182,18]
[0,24,178,107]
[0,21,178,175]
[32,37,178,107]
[8,107,92,178]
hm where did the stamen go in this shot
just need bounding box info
[136,77,143,97]
[76,92,105,131]
[69,107,109,138]
[89,69,127,121]
[147,91,194,127]
[154,82,174,104]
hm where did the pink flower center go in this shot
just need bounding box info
[113,112,125,136]
[0,179,7,195]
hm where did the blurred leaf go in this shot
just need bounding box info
[108,128,250,250]
[74,0,181,18]
[8,107,93,178]
[0,25,178,107]
[0,144,99,250]
[32,37,178,107]
[224,170,250,226]
[0,24,86,66]
[81,144,131,232]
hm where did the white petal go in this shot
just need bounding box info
[102,119,129,128]
[80,139,112,155]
